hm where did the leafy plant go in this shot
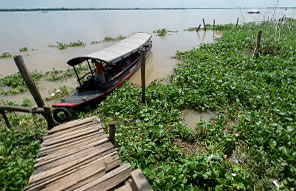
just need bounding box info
[103,35,126,42]
[0,52,12,59]
[19,47,28,52]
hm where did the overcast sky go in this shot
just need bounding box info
[0,0,295,9]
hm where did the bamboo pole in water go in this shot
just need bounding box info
[213,19,215,30]
[196,24,201,33]
[202,18,206,31]
[236,18,239,28]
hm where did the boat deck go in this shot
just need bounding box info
[25,117,152,191]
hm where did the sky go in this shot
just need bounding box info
[0,0,295,9]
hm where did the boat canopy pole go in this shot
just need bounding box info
[72,66,82,86]
[86,59,94,76]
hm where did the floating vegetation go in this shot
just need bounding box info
[48,44,55,48]
[90,41,100,45]
[19,47,28,52]
[0,112,46,190]
[0,52,12,59]
[185,24,236,32]
[0,71,43,95]
[46,86,74,101]
[153,28,177,36]
[93,19,296,190]
[103,35,126,42]
[55,40,86,50]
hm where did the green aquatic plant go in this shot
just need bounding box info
[19,47,28,52]
[0,52,12,59]
[0,113,46,190]
[0,71,43,95]
[48,44,55,48]
[103,35,126,42]
[55,40,86,50]
[153,28,177,37]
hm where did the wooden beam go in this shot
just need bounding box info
[0,105,44,113]
[140,48,146,103]
[0,109,11,128]
[13,55,55,129]
[130,169,153,191]
[109,121,116,145]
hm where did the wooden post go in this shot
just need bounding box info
[108,121,116,145]
[202,18,206,31]
[13,55,55,129]
[213,19,215,30]
[255,31,262,59]
[196,24,201,33]
[140,48,146,103]
[236,17,239,28]
[0,110,11,128]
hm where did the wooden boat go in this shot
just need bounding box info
[52,32,152,123]
[247,10,260,14]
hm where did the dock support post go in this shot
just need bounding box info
[13,55,55,129]
[236,17,239,28]
[202,18,206,31]
[140,48,146,104]
[255,31,262,59]
[0,110,11,128]
[213,19,215,30]
[109,121,116,145]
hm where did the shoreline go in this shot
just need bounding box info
[0,7,295,12]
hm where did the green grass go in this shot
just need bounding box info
[0,52,12,59]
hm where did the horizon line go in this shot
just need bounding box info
[0,7,295,12]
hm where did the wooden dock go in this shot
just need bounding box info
[25,117,152,191]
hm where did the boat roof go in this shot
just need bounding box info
[67,32,152,66]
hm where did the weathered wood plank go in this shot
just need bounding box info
[38,131,104,156]
[36,137,109,164]
[75,164,132,191]
[116,183,133,191]
[26,150,119,190]
[42,159,105,191]
[42,127,104,147]
[43,121,100,140]
[48,116,98,134]
[34,142,114,172]
[130,169,153,191]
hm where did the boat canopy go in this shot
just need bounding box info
[67,32,152,66]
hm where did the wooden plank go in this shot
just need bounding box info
[38,133,107,158]
[36,137,109,164]
[43,123,101,142]
[116,183,133,191]
[48,116,98,134]
[130,169,152,191]
[42,127,104,146]
[43,120,100,140]
[38,131,104,156]
[74,164,132,191]
[43,159,106,191]
[34,142,114,172]
[26,150,119,190]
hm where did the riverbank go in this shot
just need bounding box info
[1,19,296,190]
